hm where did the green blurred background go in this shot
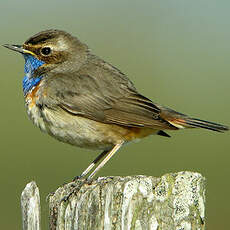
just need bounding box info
[1,0,229,229]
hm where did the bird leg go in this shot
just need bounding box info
[73,149,110,181]
[86,141,124,180]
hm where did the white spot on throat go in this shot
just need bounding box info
[26,72,32,79]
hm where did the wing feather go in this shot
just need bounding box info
[41,60,176,130]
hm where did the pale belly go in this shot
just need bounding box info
[26,103,128,150]
[25,84,157,150]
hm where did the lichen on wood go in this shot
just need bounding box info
[48,171,205,230]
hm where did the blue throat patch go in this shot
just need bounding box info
[23,54,45,95]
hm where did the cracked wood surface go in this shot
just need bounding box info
[48,172,205,230]
[21,181,41,230]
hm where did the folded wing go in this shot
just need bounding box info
[43,72,177,130]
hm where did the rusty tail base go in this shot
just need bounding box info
[169,117,229,132]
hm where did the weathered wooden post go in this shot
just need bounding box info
[21,171,206,230]
[21,181,41,230]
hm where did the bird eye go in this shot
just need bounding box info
[41,47,51,56]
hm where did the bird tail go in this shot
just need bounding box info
[158,106,229,132]
[168,117,229,132]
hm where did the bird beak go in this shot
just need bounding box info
[3,44,35,55]
[3,44,24,53]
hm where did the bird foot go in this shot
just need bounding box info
[60,178,93,203]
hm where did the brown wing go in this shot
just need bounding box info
[42,70,176,130]
[102,94,176,129]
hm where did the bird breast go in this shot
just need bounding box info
[25,82,47,133]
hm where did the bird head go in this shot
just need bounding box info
[3,29,88,76]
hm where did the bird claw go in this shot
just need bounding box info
[60,179,86,203]
[61,192,75,202]
[85,177,93,185]
[72,175,83,182]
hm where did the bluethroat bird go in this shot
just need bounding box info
[3,30,229,180]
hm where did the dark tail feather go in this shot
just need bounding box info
[172,117,229,132]
[157,130,171,137]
